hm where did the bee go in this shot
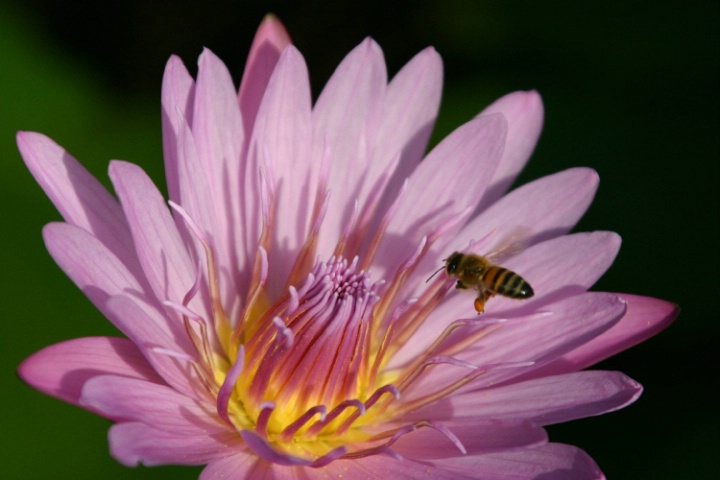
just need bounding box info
[431,251,534,314]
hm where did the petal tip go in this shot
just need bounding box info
[260,13,291,43]
[17,354,39,388]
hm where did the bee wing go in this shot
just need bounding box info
[482,228,531,264]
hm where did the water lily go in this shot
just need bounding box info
[18,15,676,479]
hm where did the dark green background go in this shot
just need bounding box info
[1,1,717,479]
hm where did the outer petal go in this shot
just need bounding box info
[529,294,678,377]
[395,231,621,366]
[175,112,219,247]
[402,292,626,397]
[458,293,626,380]
[450,167,599,258]
[250,45,312,291]
[371,47,443,197]
[80,375,221,433]
[300,455,469,480]
[161,55,195,203]
[18,337,163,410]
[41,222,182,348]
[238,14,292,142]
[475,90,545,212]
[109,422,241,467]
[104,295,198,398]
[193,48,250,291]
[312,39,387,258]
[492,231,621,313]
[173,113,231,313]
[434,443,604,480]
[108,160,195,305]
[393,420,548,458]
[410,371,642,426]
[416,167,599,293]
[16,132,141,277]
[201,454,261,480]
[375,114,507,276]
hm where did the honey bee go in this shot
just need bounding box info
[433,251,534,314]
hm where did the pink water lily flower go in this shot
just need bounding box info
[18,15,676,479]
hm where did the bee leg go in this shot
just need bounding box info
[473,296,485,314]
[456,280,468,290]
[474,290,493,314]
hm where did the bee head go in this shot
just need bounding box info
[445,252,463,275]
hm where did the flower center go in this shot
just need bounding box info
[169,203,476,465]
[238,256,381,433]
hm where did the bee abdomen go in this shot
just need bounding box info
[485,267,534,299]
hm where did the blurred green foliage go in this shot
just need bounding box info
[1,1,717,479]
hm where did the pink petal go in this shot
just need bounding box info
[312,38,387,258]
[193,48,244,180]
[193,48,250,282]
[174,113,218,244]
[299,455,465,480]
[494,231,621,312]
[41,226,194,394]
[108,421,241,467]
[250,45,313,291]
[238,14,292,141]
[18,337,163,411]
[174,110,240,314]
[161,55,195,204]
[41,222,180,347]
[392,419,547,458]
[434,443,604,480]
[104,295,197,397]
[457,167,599,255]
[396,231,621,366]
[238,15,290,138]
[403,292,626,396]
[475,90,545,211]
[416,167,599,295]
[200,454,260,480]
[413,370,641,426]
[80,375,220,433]
[108,160,195,305]
[530,294,678,377]
[16,132,141,276]
[460,292,626,376]
[371,46,443,200]
[376,114,507,275]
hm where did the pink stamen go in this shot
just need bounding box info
[272,317,294,349]
[337,384,400,435]
[216,344,245,426]
[397,355,478,392]
[287,286,299,315]
[306,399,366,436]
[183,259,204,307]
[360,178,409,270]
[334,199,359,257]
[162,300,205,323]
[255,402,275,438]
[353,151,400,238]
[147,346,195,363]
[341,420,465,460]
[168,200,208,244]
[234,246,268,342]
[280,405,327,442]
[368,298,417,386]
[286,188,331,287]
[240,429,347,467]
[398,360,535,414]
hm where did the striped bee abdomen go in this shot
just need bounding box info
[484,266,534,299]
